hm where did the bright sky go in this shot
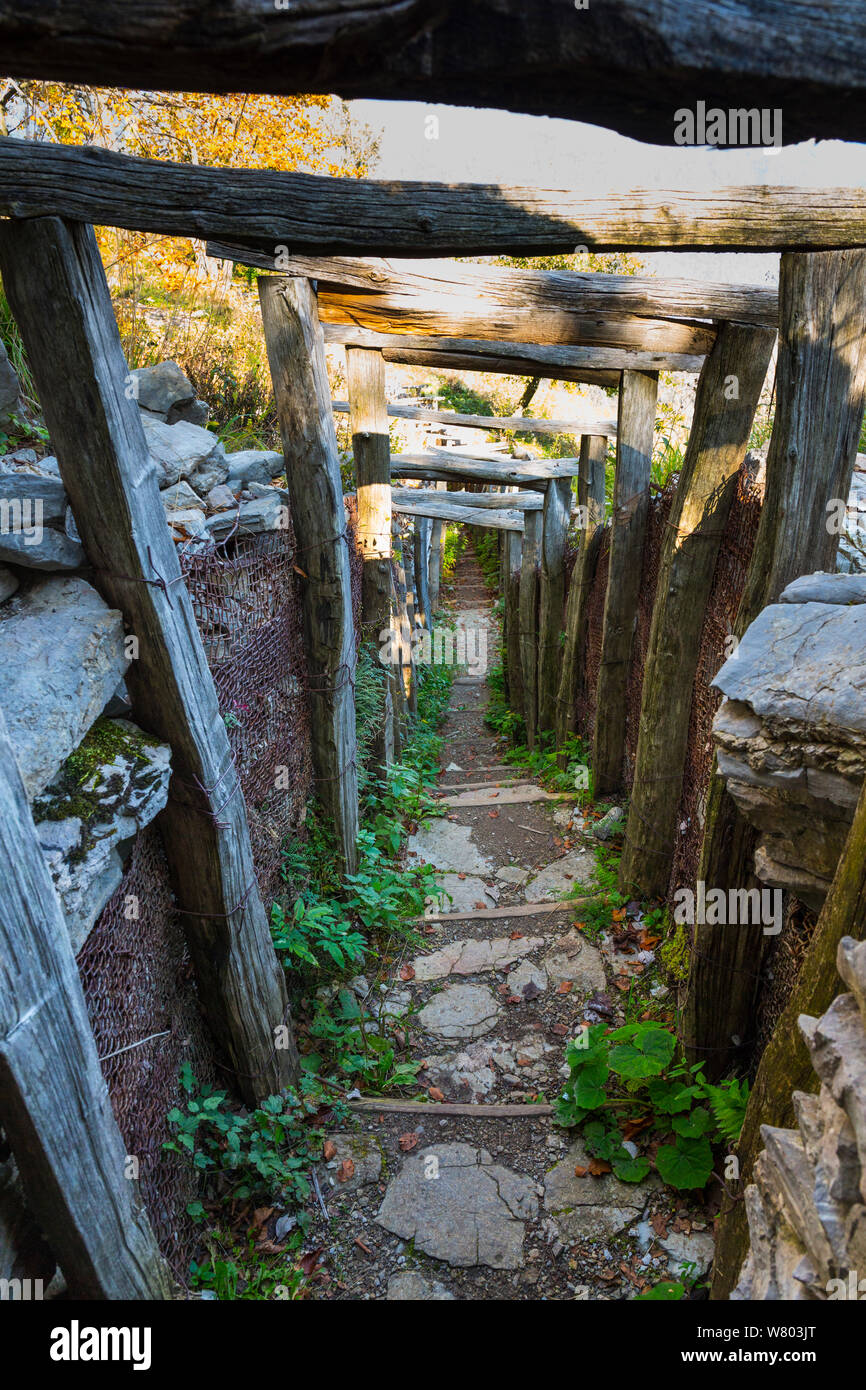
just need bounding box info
[349,100,866,286]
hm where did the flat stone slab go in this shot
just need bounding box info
[412,935,544,981]
[430,873,497,915]
[377,1143,538,1269]
[408,817,492,876]
[416,983,501,1039]
[508,959,549,997]
[544,1142,659,1240]
[496,865,530,885]
[524,847,597,901]
[542,932,606,993]
[319,1133,382,1194]
[386,1271,455,1300]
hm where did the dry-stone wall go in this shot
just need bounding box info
[734,937,866,1300]
[712,571,866,910]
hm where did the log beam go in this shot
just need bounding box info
[0,217,296,1106]
[393,498,525,531]
[333,401,618,437]
[619,322,776,899]
[555,434,608,756]
[592,371,659,795]
[259,276,359,871]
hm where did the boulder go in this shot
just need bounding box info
[140,413,227,490]
[225,449,285,489]
[712,575,866,909]
[205,489,284,539]
[130,360,195,417]
[205,484,236,512]
[0,341,19,421]
[160,480,205,512]
[0,471,84,570]
[166,507,210,543]
[0,575,129,797]
[33,719,171,953]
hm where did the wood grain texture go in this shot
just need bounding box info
[687,248,866,1082]
[217,250,778,327]
[505,528,525,725]
[3,140,865,254]
[379,347,621,389]
[0,217,296,1107]
[391,488,543,510]
[319,292,716,354]
[259,276,359,872]
[0,704,171,1299]
[3,2,866,146]
[393,498,524,531]
[519,510,542,750]
[333,401,618,436]
[321,323,704,373]
[619,322,776,900]
[555,434,608,756]
[592,371,659,795]
[538,477,573,733]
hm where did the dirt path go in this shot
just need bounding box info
[311,553,714,1301]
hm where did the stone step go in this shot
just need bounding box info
[437,786,574,808]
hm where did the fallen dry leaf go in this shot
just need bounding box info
[429,1086,445,1102]
[322,1139,337,1162]
[474,900,488,910]
[399,964,416,981]
[588,1157,612,1177]
[557,981,573,994]
[336,1158,355,1183]
[488,809,500,818]
[398,1132,420,1152]
[509,931,524,940]
[516,1056,532,1066]
[551,1022,569,1036]
[573,1165,588,1178]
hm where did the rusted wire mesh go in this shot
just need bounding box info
[75,505,360,1282]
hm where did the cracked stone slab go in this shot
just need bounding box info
[496,865,530,885]
[542,932,607,993]
[417,983,501,1039]
[429,873,497,915]
[376,1143,538,1269]
[412,934,544,981]
[524,847,597,901]
[544,1142,660,1240]
[407,817,492,875]
[508,959,549,996]
[319,1133,382,1193]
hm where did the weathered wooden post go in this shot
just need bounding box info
[0,218,296,1106]
[414,515,432,630]
[537,476,572,734]
[592,370,658,794]
[392,516,417,719]
[685,250,866,1080]
[429,518,443,612]
[346,344,394,768]
[260,275,359,871]
[0,706,172,1299]
[519,508,541,748]
[556,433,607,756]
[619,323,775,898]
[505,528,524,722]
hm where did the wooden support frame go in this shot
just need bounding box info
[0,217,296,1106]
[319,293,716,356]
[322,324,704,374]
[392,517,417,720]
[391,488,543,511]
[259,275,359,872]
[537,477,573,733]
[379,347,620,388]
[393,498,525,531]
[592,370,659,795]
[428,518,443,614]
[555,434,608,757]
[0,706,171,1299]
[505,529,525,725]
[346,344,394,768]
[519,509,542,750]
[392,450,579,489]
[333,401,618,437]
[685,248,866,1080]
[413,516,432,630]
[619,321,776,899]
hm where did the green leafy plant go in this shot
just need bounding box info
[555,1021,748,1191]
[270,896,366,970]
[164,1065,339,1225]
[306,987,422,1092]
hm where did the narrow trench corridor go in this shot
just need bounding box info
[312,549,714,1300]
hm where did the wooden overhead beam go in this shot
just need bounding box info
[324,324,704,373]
[391,487,543,510]
[380,347,620,389]
[392,498,525,531]
[392,451,579,489]
[333,401,618,437]
[2,2,866,147]
[318,291,716,355]
[3,141,866,255]
[213,249,779,328]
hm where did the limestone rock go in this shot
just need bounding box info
[131,360,195,418]
[141,412,228,491]
[407,818,492,876]
[542,932,606,993]
[33,719,171,953]
[205,489,284,539]
[593,806,624,841]
[0,576,129,797]
[544,1142,659,1240]
[412,935,544,981]
[166,507,210,543]
[205,484,237,512]
[0,472,83,569]
[319,1134,382,1193]
[524,846,596,900]
[225,449,286,489]
[508,959,549,997]
[160,480,205,512]
[386,1271,455,1300]
[417,983,501,1040]
[377,1143,537,1268]
[428,873,496,914]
